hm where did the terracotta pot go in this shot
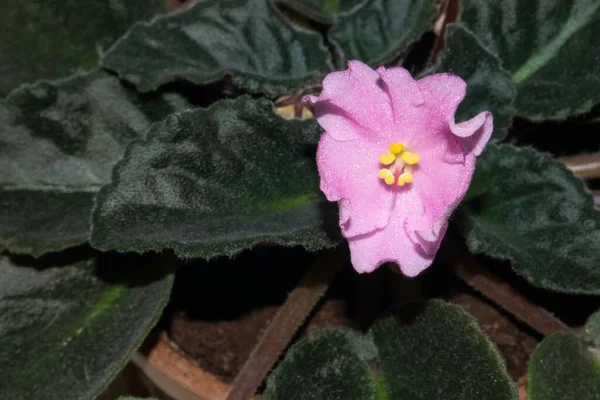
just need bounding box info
[132,331,259,400]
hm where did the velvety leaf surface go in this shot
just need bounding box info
[527,333,600,400]
[263,330,378,400]
[116,398,158,400]
[435,24,516,141]
[0,253,173,400]
[264,300,517,400]
[0,191,95,255]
[459,0,600,120]
[91,97,340,258]
[0,0,164,96]
[0,70,190,255]
[460,144,600,294]
[101,0,333,95]
[584,310,600,349]
[330,0,436,67]
[280,0,366,24]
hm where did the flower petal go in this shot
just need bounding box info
[317,132,394,237]
[377,66,425,124]
[417,73,493,156]
[304,60,393,142]
[405,154,475,256]
[348,189,434,277]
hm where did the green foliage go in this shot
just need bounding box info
[0,70,190,255]
[116,398,158,400]
[0,0,164,96]
[91,97,340,258]
[280,0,365,24]
[330,0,436,67]
[434,24,516,141]
[0,253,173,400]
[527,333,600,400]
[584,310,600,349]
[459,0,600,120]
[101,0,334,95]
[460,144,600,294]
[264,301,517,400]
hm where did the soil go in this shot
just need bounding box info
[165,246,544,384]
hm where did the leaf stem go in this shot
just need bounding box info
[225,247,346,400]
[446,243,572,337]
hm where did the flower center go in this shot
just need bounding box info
[378,142,420,186]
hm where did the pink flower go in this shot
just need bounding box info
[304,61,493,276]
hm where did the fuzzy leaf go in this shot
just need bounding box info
[0,70,190,255]
[263,300,517,400]
[584,310,600,349]
[460,144,600,294]
[459,0,600,120]
[91,97,340,258]
[0,253,173,400]
[435,24,516,141]
[528,333,600,400]
[0,0,164,96]
[330,0,436,67]
[101,0,333,96]
[280,0,366,24]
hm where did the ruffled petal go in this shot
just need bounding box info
[304,60,393,142]
[377,66,425,124]
[348,188,434,277]
[405,154,476,257]
[416,73,493,157]
[317,132,394,237]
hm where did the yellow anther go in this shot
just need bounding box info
[379,152,396,165]
[397,176,405,186]
[390,142,405,154]
[379,168,395,185]
[401,151,420,165]
[401,172,413,183]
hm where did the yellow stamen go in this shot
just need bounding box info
[379,152,396,165]
[401,151,420,165]
[390,142,404,154]
[378,143,420,187]
[379,168,395,185]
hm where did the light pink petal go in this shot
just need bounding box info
[416,73,493,156]
[377,66,425,124]
[317,132,394,237]
[304,60,393,142]
[404,154,475,257]
[348,189,434,277]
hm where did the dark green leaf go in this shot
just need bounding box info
[116,398,158,400]
[101,0,333,96]
[264,300,517,400]
[0,70,190,255]
[435,24,516,141]
[528,333,600,400]
[460,144,600,294]
[91,97,340,258]
[280,0,366,24]
[0,191,95,255]
[0,0,164,96]
[584,310,600,349]
[0,253,173,400]
[330,0,436,67]
[459,0,600,120]
[263,330,379,400]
